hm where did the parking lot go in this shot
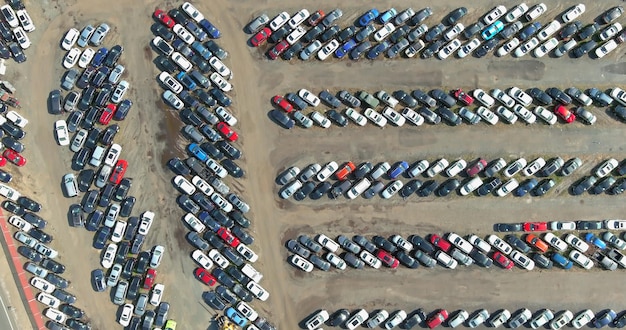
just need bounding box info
[1,0,626,329]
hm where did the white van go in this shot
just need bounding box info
[63,173,78,197]
[89,145,106,167]
[347,178,371,199]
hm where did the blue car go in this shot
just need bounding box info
[585,233,607,249]
[176,72,197,90]
[187,143,208,162]
[481,20,504,40]
[226,307,247,327]
[518,22,542,41]
[366,41,390,59]
[593,310,616,328]
[515,178,538,197]
[92,47,108,66]
[191,41,212,60]
[199,18,221,38]
[550,252,573,269]
[389,161,409,179]
[379,8,398,24]
[358,8,379,27]
[335,39,357,58]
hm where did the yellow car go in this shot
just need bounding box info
[164,320,177,330]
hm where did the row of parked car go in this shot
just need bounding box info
[288,226,626,274]
[248,4,624,61]
[306,307,626,330]
[271,87,626,129]
[0,0,33,63]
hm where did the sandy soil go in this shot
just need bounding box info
[1,0,626,329]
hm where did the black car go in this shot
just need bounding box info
[2,122,25,139]
[400,180,422,198]
[46,273,69,289]
[0,169,10,183]
[114,178,132,201]
[168,157,191,175]
[477,177,501,196]
[372,235,397,253]
[572,176,597,195]
[41,258,65,274]
[81,107,99,130]
[3,200,25,216]
[66,111,83,133]
[121,258,135,280]
[320,25,340,43]
[126,276,141,300]
[28,228,52,244]
[23,212,47,229]
[366,40,390,60]
[131,234,145,254]
[216,285,238,305]
[425,23,445,42]
[232,283,253,302]
[68,204,84,227]
[100,124,119,146]
[353,162,372,179]
[200,143,224,160]
[610,178,626,195]
[310,182,332,200]
[76,66,95,89]
[52,289,75,304]
[319,90,341,108]
[281,41,303,61]
[124,216,139,241]
[210,209,234,228]
[437,107,462,126]
[194,90,216,107]
[205,232,226,250]
[389,26,410,44]
[222,159,244,178]
[494,223,522,232]
[269,109,294,129]
[93,226,110,249]
[155,55,177,73]
[326,109,348,127]
[329,309,350,327]
[169,8,189,25]
[98,183,115,207]
[17,246,42,262]
[203,291,227,310]
[437,178,460,196]
[573,40,597,58]
[470,249,493,268]
[78,86,96,111]
[560,21,582,40]
[421,38,445,59]
[60,304,85,319]
[204,40,228,60]
[417,180,438,197]
[85,210,103,231]
[77,169,94,192]
[350,41,372,60]
[298,234,323,253]
[2,136,23,153]
[104,45,123,67]
[215,141,241,160]
[0,21,12,40]
[505,234,531,253]
[72,149,90,171]
[226,266,249,285]
[577,23,599,40]
[393,90,417,107]
[17,196,41,213]
[533,179,555,196]
[301,25,324,43]
[396,251,419,268]
[532,253,553,269]
[49,89,63,115]
[229,211,249,229]
[464,22,485,39]
[355,25,376,42]
[91,269,106,292]
[475,38,500,58]
[135,251,150,273]
[8,42,25,63]
[577,220,603,230]
[294,181,315,201]
[445,7,468,25]
[591,176,616,195]
[84,127,101,149]
[363,181,384,199]
[408,234,435,253]
[91,66,110,87]
[528,88,553,105]
[546,87,572,105]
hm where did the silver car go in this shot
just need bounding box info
[89,23,110,46]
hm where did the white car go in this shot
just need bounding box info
[366,310,389,328]
[438,38,461,59]
[44,308,67,324]
[458,38,481,58]
[290,254,313,272]
[401,107,424,126]
[381,180,403,199]
[182,1,204,22]
[506,3,529,22]
[102,243,118,268]
[209,56,232,78]
[173,24,195,44]
[504,158,527,177]
[30,277,54,293]
[163,90,183,110]
[359,250,382,269]
[269,11,290,31]
[543,233,568,251]
[63,47,81,68]
[212,193,233,212]
[286,26,306,45]
[384,310,407,329]
[61,28,80,50]
[14,9,33,31]
[171,52,192,72]
[605,219,626,230]
[445,159,467,177]
[497,37,520,57]
[108,64,125,84]
[15,231,36,247]
[476,106,499,125]
[37,292,60,308]
[448,233,473,254]
[317,161,338,181]
[236,243,258,262]
[208,249,230,269]
[530,309,554,329]
[209,72,232,92]
[523,157,546,176]
[390,235,413,252]
[111,81,129,103]
[206,159,228,178]
[104,143,122,167]
[317,234,340,252]
[484,5,506,25]
[562,4,585,23]
[326,252,346,270]
[241,263,263,283]
[345,108,367,126]
[514,37,539,57]
[427,158,449,177]
[150,245,164,268]
[549,221,576,231]
[525,3,547,21]
[510,250,535,270]
[8,215,31,232]
[596,158,618,177]
[111,221,127,243]
[508,87,533,106]
[569,250,593,269]
[347,309,370,330]
[600,23,622,41]
[512,104,536,124]
[183,213,206,233]
[119,303,134,326]
[78,48,95,68]
[35,243,59,259]
[487,235,513,254]
[571,309,594,329]
[152,36,174,56]
[449,310,469,328]
[288,9,310,29]
[192,176,214,196]
[138,211,155,236]
[298,88,320,106]
[551,311,573,330]
[565,234,589,252]
[534,38,559,57]
[469,309,490,328]
[533,106,557,125]
[237,301,259,322]
[596,40,619,59]
[491,88,516,108]
[538,21,561,41]
[13,26,30,49]
[246,281,269,301]
[191,249,214,270]
[496,106,517,125]
[374,23,395,42]
[159,71,183,94]
[174,175,195,195]
[318,39,339,60]
[54,120,70,146]
[310,111,331,128]
[467,234,491,253]
[473,89,495,108]
[227,193,249,213]
[444,23,464,41]
[215,106,237,126]
[280,180,302,199]
[490,309,511,328]
[435,250,458,269]
[382,107,405,126]
[364,108,387,127]
[0,184,20,201]
[610,88,626,107]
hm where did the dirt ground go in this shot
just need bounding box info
[1,0,626,329]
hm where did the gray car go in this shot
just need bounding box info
[353,235,377,253]
[61,68,79,90]
[561,157,582,176]
[89,23,110,46]
[310,254,331,271]
[298,234,322,253]
[187,231,209,250]
[337,235,361,254]
[343,252,364,269]
[338,90,361,108]
[363,181,385,199]
[287,239,311,258]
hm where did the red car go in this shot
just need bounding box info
[466,158,487,177]
[3,149,26,166]
[523,222,548,232]
[492,251,514,270]
[216,122,238,142]
[268,40,289,60]
[194,267,217,286]
[251,27,272,47]
[0,155,6,167]
[217,227,240,248]
[272,95,294,113]
[376,249,399,268]
[427,309,449,329]
[335,161,356,180]
[453,89,474,106]
[429,234,451,252]
[109,159,128,184]
[154,9,175,28]
[308,10,326,26]
[143,268,157,289]
[554,105,575,123]
[99,104,117,125]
